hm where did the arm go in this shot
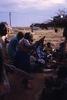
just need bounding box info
[24,36,45,49]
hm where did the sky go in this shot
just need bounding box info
[0,0,67,27]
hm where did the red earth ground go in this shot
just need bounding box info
[5,72,53,100]
[3,42,53,100]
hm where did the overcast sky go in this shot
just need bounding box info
[0,0,67,27]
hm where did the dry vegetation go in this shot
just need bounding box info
[8,28,65,49]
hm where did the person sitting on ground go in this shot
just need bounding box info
[44,42,53,62]
[58,42,65,54]
[36,42,46,59]
[14,32,44,88]
[8,31,24,59]
[57,42,65,62]
[14,32,41,72]
[45,42,52,54]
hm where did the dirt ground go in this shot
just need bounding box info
[5,72,53,100]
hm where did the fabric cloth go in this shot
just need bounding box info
[14,51,32,72]
[8,36,18,58]
[18,38,34,53]
[45,46,52,54]
[14,38,35,72]
[0,39,10,96]
[36,46,45,59]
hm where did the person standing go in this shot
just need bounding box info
[0,22,11,100]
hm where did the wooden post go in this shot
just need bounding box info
[31,24,33,32]
[9,12,11,26]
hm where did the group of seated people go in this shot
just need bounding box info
[7,31,56,68]
[4,26,66,90]
[7,31,67,72]
[7,31,46,72]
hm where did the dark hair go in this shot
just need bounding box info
[0,22,8,36]
[25,32,33,39]
[17,31,24,40]
[47,42,51,45]
[24,32,33,43]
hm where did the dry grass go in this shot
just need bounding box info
[8,28,65,49]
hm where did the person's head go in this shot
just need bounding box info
[24,32,33,42]
[0,22,9,37]
[17,31,24,41]
[47,42,51,47]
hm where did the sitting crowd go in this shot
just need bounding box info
[7,30,67,71]
[0,21,67,100]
